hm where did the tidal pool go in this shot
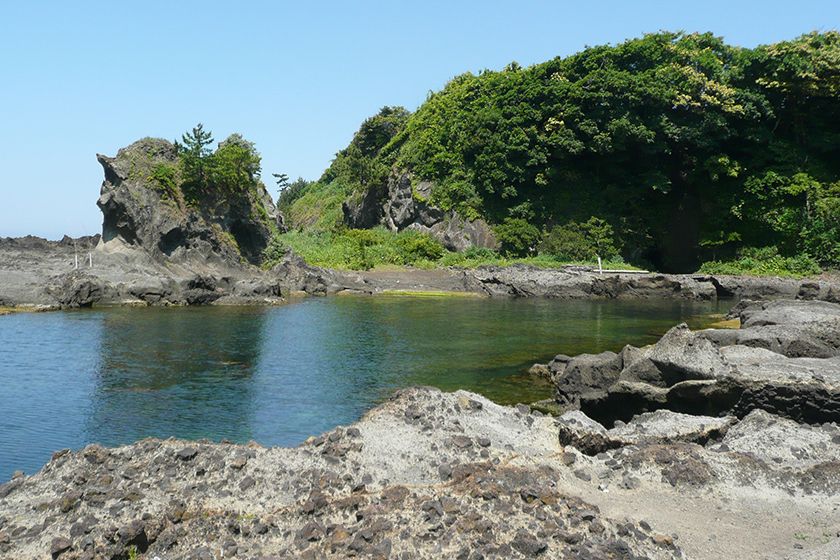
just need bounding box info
[0,295,729,479]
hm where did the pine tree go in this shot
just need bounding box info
[273,173,290,195]
[177,123,214,189]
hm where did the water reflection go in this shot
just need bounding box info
[0,296,728,479]
[88,307,268,445]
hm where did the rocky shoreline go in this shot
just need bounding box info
[1,138,837,310]
[2,234,840,311]
[2,298,839,559]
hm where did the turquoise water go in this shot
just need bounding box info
[0,296,727,479]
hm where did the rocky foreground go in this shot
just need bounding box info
[2,299,840,560]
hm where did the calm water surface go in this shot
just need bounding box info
[0,295,729,479]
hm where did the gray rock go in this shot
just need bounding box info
[648,324,731,383]
[555,351,623,404]
[50,536,71,558]
[342,182,386,229]
[558,409,735,455]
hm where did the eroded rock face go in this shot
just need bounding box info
[543,299,840,426]
[96,138,281,266]
[342,171,498,251]
[466,266,718,299]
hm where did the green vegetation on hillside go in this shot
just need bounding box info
[282,31,840,274]
[262,228,635,271]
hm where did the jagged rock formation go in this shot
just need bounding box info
[343,171,498,251]
[535,299,840,426]
[97,138,283,267]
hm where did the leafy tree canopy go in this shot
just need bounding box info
[288,32,840,271]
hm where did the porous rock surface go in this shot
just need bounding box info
[2,389,681,560]
[3,387,840,560]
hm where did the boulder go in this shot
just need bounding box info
[552,300,840,426]
[557,409,736,455]
[718,409,840,468]
[421,213,497,252]
[555,351,622,405]
[48,272,111,308]
[698,299,840,358]
[648,324,731,383]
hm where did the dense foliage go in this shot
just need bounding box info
[285,31,840,273]
[262,229,635,271]
[263,228,446,271]
[540,217,622,261]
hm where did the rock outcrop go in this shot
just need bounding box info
[539,299,840,426]
[97,138,282,267]
[0,388,683,560]
[342,171,498,251]
[466,265,719,300]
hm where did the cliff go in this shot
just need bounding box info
[97,137,283,267]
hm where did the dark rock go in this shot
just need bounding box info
[342,182,386,229]
[555,351,622,405]
[176,447,198,461]
[510,530,547,556]
[50,537,72,558]
[648,324,731,383]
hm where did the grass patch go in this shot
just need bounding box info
[285,181,350,232]
[698,246,821,278]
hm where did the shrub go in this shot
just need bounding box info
[261,235,290,267]
[462,246,498,260]
[540,217,621,261]
[698,246,821,277]
[494,218,541,257]
[395,231,445,262]
[539,226,591,261]
[150,163,178,199]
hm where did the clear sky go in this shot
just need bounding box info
[1,1,838,238]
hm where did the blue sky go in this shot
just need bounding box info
[1,1,838,238]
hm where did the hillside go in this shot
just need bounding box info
[280,31,840,273]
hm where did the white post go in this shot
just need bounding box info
[597,255,603,274]
[74,241,78,270]
[88,253,93,268]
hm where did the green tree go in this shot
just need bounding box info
[176,123,214,190]
[207,134,261,194]
[273,173,290,196]
[495,218,541,257]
